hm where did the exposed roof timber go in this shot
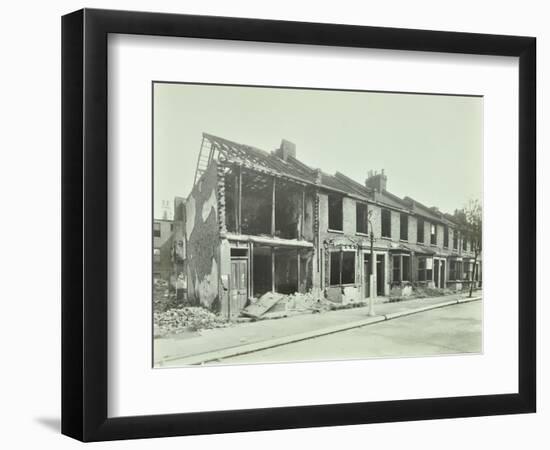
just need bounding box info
[203,133,462,222]
[225,233,314,248]
[220,159,309,187]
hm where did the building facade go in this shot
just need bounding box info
[153,218,174,281]
[182,133,481,319]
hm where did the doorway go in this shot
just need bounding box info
[363,254,371,298]
[376,254,385,296]
[229,258,248,319]
[433,258,446,289]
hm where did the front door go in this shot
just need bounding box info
[440,260,446,288]
[229,259,248,319]
[363,255,371,298]
[376,254,385,296]
[434,259,440,287]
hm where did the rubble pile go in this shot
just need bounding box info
[242,291,334,319]
[284,292,333,313]
[153,278,184,312]
[154,306,230,337]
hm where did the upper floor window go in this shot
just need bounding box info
[170,223,174,232]
[356,203,368,234]
[381,209,391,238]
[153,222,161,238]
[453,230,458,249]
[328,194,343,231]
[444,225,449,248]
[400,213,408,241]
[417,218,424,243]
[430,224,437,245]
[463,237,468,251]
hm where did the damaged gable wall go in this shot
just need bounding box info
[185,161,221,310]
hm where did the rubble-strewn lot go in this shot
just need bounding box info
[153,283,478,338]
[153,279,231,337]
[154,307,231,337]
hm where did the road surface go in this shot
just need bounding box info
[208,301,482,365]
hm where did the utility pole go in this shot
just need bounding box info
[367,210,376,317]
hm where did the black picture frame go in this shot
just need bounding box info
[61,8,536,442]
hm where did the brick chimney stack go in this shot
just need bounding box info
[274,139,296,161]
[365,169,387,192]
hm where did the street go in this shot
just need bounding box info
[208,301,482,365]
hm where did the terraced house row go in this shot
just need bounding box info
[175,133,482,319]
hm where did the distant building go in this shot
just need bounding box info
[153,219,174,281]
[181,133,481,319]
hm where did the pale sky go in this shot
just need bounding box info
[153,82,482,219]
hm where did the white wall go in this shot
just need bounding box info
[0,0,546,448]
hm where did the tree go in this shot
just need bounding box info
[454,200,482,298]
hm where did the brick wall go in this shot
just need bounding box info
[185,161,221,309]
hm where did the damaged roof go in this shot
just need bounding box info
[201,133,458,223]
[204,133,318,185]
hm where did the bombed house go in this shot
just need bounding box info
[182,133,481,319]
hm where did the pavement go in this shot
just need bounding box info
[219,301,482,365]
[155,290,482,367]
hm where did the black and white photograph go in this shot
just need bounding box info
[152,82,484,367]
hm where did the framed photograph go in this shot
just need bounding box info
[62,8,536,442]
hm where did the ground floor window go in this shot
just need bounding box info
[449,259,463,281]
[329,250,356,286]
[417,256,433,282]
[463,261,472,280]
[392,254,411,283]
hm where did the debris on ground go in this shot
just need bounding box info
[153,278,184,312]
[386,286,456,303]
[241,292,285,318]
[154,306,230,337]
[242,291,335,319]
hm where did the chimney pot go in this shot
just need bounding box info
[365,169,387,192]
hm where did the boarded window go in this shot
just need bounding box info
[430,224,437,245]
[356,203,368,234]
[444,225,449,247]
[400,213,408,241]
[381,209,391,238]
[417,218,424,243]
[328,195,343,231]
[153,222,161,237]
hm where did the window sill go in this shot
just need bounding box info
[327,228,344,234]
[399,239,408,243]
[381,236,392,240]
[356,232,370,237]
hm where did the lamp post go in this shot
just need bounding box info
[367,211,376,317]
